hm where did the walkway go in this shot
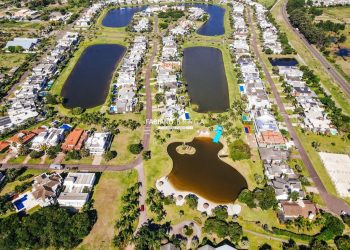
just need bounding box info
[247,8,350,215]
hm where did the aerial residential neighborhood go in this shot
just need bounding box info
[0,0,350,249]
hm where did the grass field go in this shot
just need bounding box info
[0,53,27,71]
[78,170,137,250]
[257,0,277,9]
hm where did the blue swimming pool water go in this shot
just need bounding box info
[213,125,223,143]
[13,194,28,210]
[239,85,245,92]
[59,124,72,131]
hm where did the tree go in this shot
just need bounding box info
[0,206,96,249]
[142,150,151,160]
[283,239,299,250]
[212,206,228,220]
[155,93,165,104]
[254,186,277,210]
[103,151,117,162]
[238,189,256,208]
[229,139,251,161]
[30,150,44,159]
[45,93,59,105]
[310,239,331,250]
[228,221,243,242]
[80,148,90,158]
[132,221,169,250]
[66,150,81,160]
[185,194,198,209]
[259,243,272,250]
[289,191,299,201]
[317,212,344,241]
[128,143,143,154]
[335,235,350,250]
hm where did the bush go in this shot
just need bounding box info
[254,186,277,210]
[103,151,117,162]
[66,150,81,160]
[238,189,256,208]
[185,194,198,209]
[317,212,344,241]
[30,150,44,159]
[272,227,313,241]
[128,143,143,155]
[335,235,350,250]
[142,150,151,160]
[229,139,251,161]
[17,174,34,181]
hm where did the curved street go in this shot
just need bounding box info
[247,8,350,215]
[281,0,350,97]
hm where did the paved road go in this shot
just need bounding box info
[281,0,350,97]
[247,8,350,215]
[136,15,159,231]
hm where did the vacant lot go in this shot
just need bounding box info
[0,53,27,72]
[78,170,137,250]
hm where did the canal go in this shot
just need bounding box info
[182,47,229,113]
[167,137,247,204]
[61,44,126,109]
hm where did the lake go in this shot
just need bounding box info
[194,4,225,36]
[61,44,126,109]
[269,58,298,67]
[182,47,229,113]
[102,4,225,36]
[102,6,147,27]
[167,137,247,204]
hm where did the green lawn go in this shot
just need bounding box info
[257,0,277,9]
[100,127,142,166]
[0,53,27,71]
[78,170,137,250]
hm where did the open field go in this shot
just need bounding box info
[271,0,350,115]
[78,170,137,250]
[257,0,277,9]
[0,53,27,71]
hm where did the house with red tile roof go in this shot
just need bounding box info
[0,141,10,153]
[61,128,88,152]
[7,130,37,146]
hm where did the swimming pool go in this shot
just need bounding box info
[13,194,28,211]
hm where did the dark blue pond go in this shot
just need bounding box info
[269,58,298,67]
[194,4,225,36]
[338,48,350,57]
[61,44,126,109]
[102,6,147,27]
[183,47,229,113]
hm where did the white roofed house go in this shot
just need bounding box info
[85,132,112,155]
[58,172,96,208]
[30,128,65,151]
[5,38,39,53]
